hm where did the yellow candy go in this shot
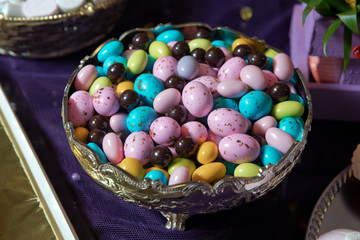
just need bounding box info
[116,80,134,95]
[196,141,218,164]
[74,126,89,144]
[88,76,112,96]
[192,162,226,184]
[148,41,171,60]
[231,37,265,53]
[144,167,169,180]
[188,38,212,52]
[240,6,253,21]
[127,49,148,75]
[168,158,196,176]
[271,101,304,120]
[118,157,144,180]
[234,162,261,178]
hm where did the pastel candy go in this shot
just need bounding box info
[148,41,171,60]
[144,170,168,185]
[102,132,124,164]
[240,65,268,90]
[127,49,148,75]
[74,64,98,91]
[259,145,283,166]
[217,79,248,98]
[152,56,178,82]
[88,76,112,96]
[118,157,144,179]
[168,166,191,186]
[23,0,59,18]
[188,38,212,52]
[87,142,107,164]
[271,101,305,120]
[3,2,24,17]
[217,57,246,81]
[168,158,196,176]
[265,127,295,155]
[67,91,94,127]
[273,53,294,82]
[156,29,184,44]
[234,163,261,178]
[192,162,226,184]
[153,88,182,114]
[182,81,213,118]
[97,40,124,63]
[56,0,86,13]
[251,115,277,138]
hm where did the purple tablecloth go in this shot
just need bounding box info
[1,1,358,239]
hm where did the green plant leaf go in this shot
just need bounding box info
[323,18,342,56]
[315,1,335,16]
[326,0,353,12]
[303,0,323,25]
[337,8,359,34]
[343,26,352,71]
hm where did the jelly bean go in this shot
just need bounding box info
[156,29,184,44]
[177,55,200,80]
[68,91,94,127]
[149,116,181,146]
[259,145,283,166]
[126,106,158,133]
[207,108,248,137]
[239,90,272,120]
[288,93,306,107]
[153,56,178,82]
[134,73,165,106]
[240,65,268,90]
[153,88,181,114]
[188,38,212,52]
[74,64,98,91]
[181,121,208,145]
[168,166,191,185]
[217,79,247,98]
[273,53,294,82]
[218,133,260,164]
[88,76,112,96]
[127,49,148,75]
[118,157,144,179]
[192,162,226,183]
[116,80,134,95]
[148,41,172,60]
[109,113,128,133]
[124,131,154,165]
[97,40,124,62]
[197,141,218,164]
[265,127,295,155]
[271,100,304,120]
[150,145,173,168]
[144,170,168,185]
[182,81,213,117]
[87,142,107,164]
[93,87,120,117]
[168,157,196,176]
[144,167,170,179]
[234,163,261,178]
[217,57,246,81]
[102,132,124,164]
[74,126,89,144]
[96,66,105,77]
[279,117,303,142]
[231,38,254,52]
[251,115,277,138]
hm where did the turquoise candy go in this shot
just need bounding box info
[259,145,283,166]
[155,29,184,44]
[264,57,273,71]
[145,54,156,72]
[144,170,168,185]
[96,66,105,77]
[103,55,137,81]
[239,90,272,120]
[279,117,304,141]
[97,40,124,63]
[221,159,238,175]
[288,93,306,107]
[134,73,165,106]
[126,106,158,132]
[213,97,238,111]
[211,40,231,51]
[87,142,107,164]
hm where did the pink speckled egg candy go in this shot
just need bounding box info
[182,81,213,118]
[153,88,182,114]
[102,132,124,164]
[93,87,120,117]
[181,121,208,145]
[67,90,94,127]
[217,57,246,81]
[168,166,191,185]
[193,76,220,95]
[207,108,248,137]
[149,117,181,146]
[240,65,267,90]
[124,131,154,165]
[218,133,260,164]
[273,53,294,82]
[74,64,98,91]
[153,56,178,82]
[197,63,217,77]
[262,70,279,89]
[109,113,128,133]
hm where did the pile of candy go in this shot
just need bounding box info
[0,0,109,18]
[67,26,306,186]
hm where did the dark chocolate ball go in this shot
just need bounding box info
[164,75,186,92]
[174,136,197,158]
[150,145,173,168]
[132,32,151,50]
[252,135,267,147]
[107,63,127,84]
[167,105,188,125]
[116,130,128,144]
[87,114,108,131]
[205,47,225,68]
[247,51,268,69]
[190,48,206,63]
[194,28,211,39]
[268,82,290,102]
[127,42,136,50]
[172,41,190,60]
[119,89,140,112]
[88,129,106,147]
[233,44,252,59]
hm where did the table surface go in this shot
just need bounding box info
[1,1,360,239]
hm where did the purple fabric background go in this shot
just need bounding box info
[0,1,358,239]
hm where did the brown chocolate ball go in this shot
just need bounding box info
[150,145,173,168]
[269,82,290,102]
[172,41,190,60]
[107,63,127,84]
[247,51,268,69]
[205,47,225,68]
[174,136,197,158]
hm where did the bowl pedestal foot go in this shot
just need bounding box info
[161,212,190,231]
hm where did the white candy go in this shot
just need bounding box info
[3,2,24,17]
[55,0,85,13]
[23,0,59,18]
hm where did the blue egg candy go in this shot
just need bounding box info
[279,117,304,141]
[97,40,124,63]
[259,145,282,166]
[145,54,156,72]
[134,73,164,106]
[96,66,105,77]
[213,97,238,111]
[87,142,107,164]
[239,90,272,120]
[144,170,168,185]
[126,106,158,132]
[288,93,306,107]
[156,29,184,44]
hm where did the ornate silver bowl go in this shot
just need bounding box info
[62,23,313,230]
